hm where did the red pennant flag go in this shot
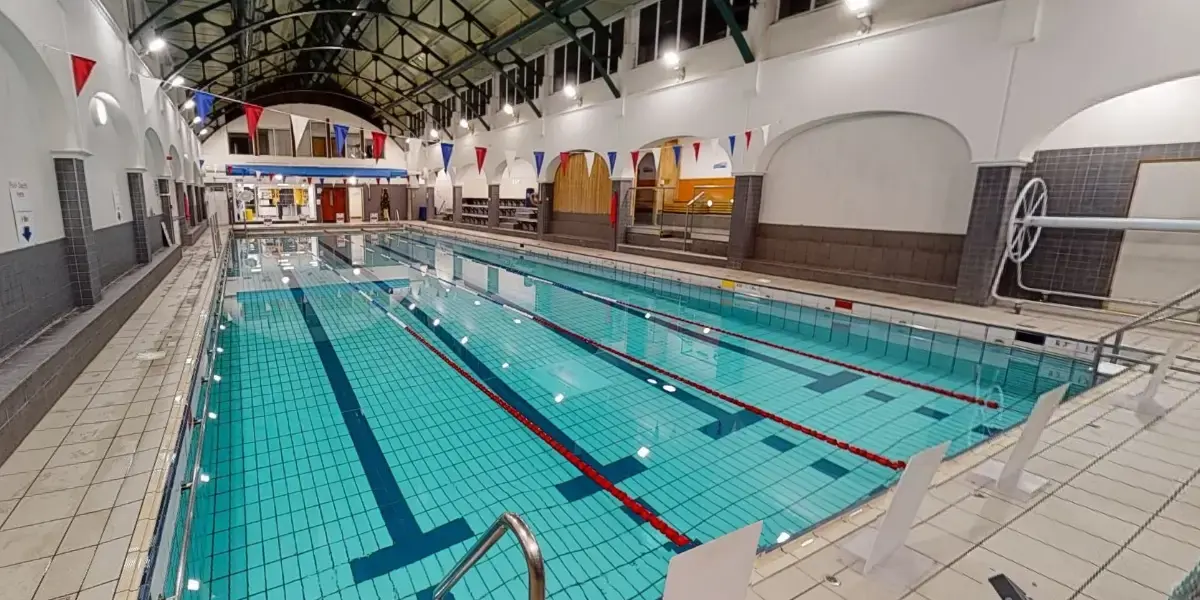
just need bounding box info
[307,177,313,184]
[70,55,97,96]
[631,150,640,172]
[475,147,488,174]
[376,178,382,184]
[609,191,618,226]
[244,104,264,150]
[559,151,571,172]
[371,131,387,162]
[745,129,753,147]
[692,141,702,162]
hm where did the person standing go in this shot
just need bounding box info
[379,188,391,221]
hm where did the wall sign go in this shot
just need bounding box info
[9,180,34,244]
[113,188,123,221]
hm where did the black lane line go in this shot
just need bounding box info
[283,274,474,583]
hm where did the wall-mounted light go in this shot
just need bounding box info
[199,128,209,136]
[661,50,686,82]
[192,115,201,124]
[502,102,515,116]
[459,117,469,130]
[845,0,873,33]
[183,98,195,110]
[273,173,283,181]
[562,83,582,107]
[429,128,440,139]
[348,176,358,185]
[170,75,185,87]
[147,37,168,53]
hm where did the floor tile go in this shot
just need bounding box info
[90,456,132,485]
[76,580,116,600]
[14,429,68,453]
[26,462,100,497]
[914,567,993,600]
[32,546,94,600]
[0,450,55,477]
[982,528,1095,590]
[81,536,129,590]
[1070,473,1164,514]
[100,502,138,544]
[948,547,1073,600]
[1128,529,1200,571]
[1008,510,1116,565]
[1080,570,1161,600]
[58,510,110,553]
[45,442,112,469]
[0,473,37,502]
[1,488,86,530]
[61,422,121,446]
[1031,496,1139,545]
[1108,549,1187,594]
[753,564,819,600]
[0,519,70,567]
[926,506,1000,544]
[0,558,51,600]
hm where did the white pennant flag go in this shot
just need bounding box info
[290,114,310,150]
[649,148,661,169]
[761,124,771,145]
[139,76,159,116]
[583,152,596,176]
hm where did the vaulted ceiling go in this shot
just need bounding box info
[133,0,634,135]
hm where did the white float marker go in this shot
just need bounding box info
[663,521,761,600]
[971,383,1067,500]
[841,442,949,587]
[1111,338,1186,418]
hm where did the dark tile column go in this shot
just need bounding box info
[487,184,500,229]
[173,181,186,234]
[426,187,435,221]
[728,174,764,268]
[53,156,102,307]
[157,179,175,244]
[537,182,553,239]
[452,186,463,224]
[954,165,1025,305]
[610,179,632,251]
[126,170,150,264]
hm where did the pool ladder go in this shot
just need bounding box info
[433,512,546,600]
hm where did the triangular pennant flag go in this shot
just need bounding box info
[559,151,571,172]
[727,134,737,157]
[194,92,214,122]
[533,151,545,176]
[440,142,454,169]
[372,131,387,162]
[649,148,661,167]
[761,124,771,145]
[333,124,350,156]
[607,151,617,174]
[139,76,158,115]
[376,178,382,184]
[671,145,682,168]
[584,152,595,176]
[744,129,753,148]
[244,104,264,150]
[631,150,641,172]
[475,146,488,173]
[290,114,310,150]
[70,55,97,96]
[693,141,702,162]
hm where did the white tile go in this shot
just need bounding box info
[1128,529,1200,571]
[1108,549,1187,594]
[1080,570,1162,600]
[1088,460,1177,495]
[1054,484,1152,526]
[753,564,819,600]
[983,528,1096,589]
[951,547,1073,600]
[1070,473,1164,514]
[926,506,1001,544]
[1032,496,1140,544]
[1147,515,1200,547]
[915,567,993,600]
[1009,510,1116,565]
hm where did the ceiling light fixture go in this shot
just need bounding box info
[170,75,185,87]
[429,128,440,139]
[192,115,201,124]
[199,128,209,136]
[563,84,577,99]
[147,37,167,53]
[502,102,515,115]
[459,118,469,129]
[845,0,873,33]
[183,98,195,110]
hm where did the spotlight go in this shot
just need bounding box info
[563,84,577,99]
[661,51,680,68]
[147,37,167,53]
[502,103,514,115]
[459,118,469,129]
[192,115,201,124]
[429,128,440,139]
[199,128,209,136]
[170,75,185,87]
[183,99,196,110]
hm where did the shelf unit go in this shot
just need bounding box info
[461,197,489,227]
[496,198,538,232]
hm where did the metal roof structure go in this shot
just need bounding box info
[129,0,664,137]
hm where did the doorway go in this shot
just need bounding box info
[320,187,348,222]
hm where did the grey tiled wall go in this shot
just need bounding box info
[1006,143,1200,306]
[954,166,1024,305]
[728,175,764,267]
[0,240,74,356]
[127,172,150,264]
[549,212,610,240]
[54,157,102,307]
[147,214,165,256]
[95,222,136,287]
[452,186,463,223]
[487,184,500,228]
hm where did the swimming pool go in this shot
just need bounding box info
[171,229,1094,600]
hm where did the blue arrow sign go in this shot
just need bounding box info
[21,226,31,241]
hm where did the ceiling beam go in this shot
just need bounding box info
[525,0,619,98]
[706,0,754,63]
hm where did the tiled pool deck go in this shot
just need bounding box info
[0,223,1197,600]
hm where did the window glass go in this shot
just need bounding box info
[553,45,566,91]
[609,18,625,72]
[702,2,726,42]
[679,0,702,51]
[229,132,251,155]
[579,32,595,82]
[637,4,657,65]
[778,0,811,17]
[256,129,271,155]
[564,41,579,87]
[533,55,545,98]
[731,0,750,30]
[657,0,679,56]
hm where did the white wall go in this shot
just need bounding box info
[679,141,733,179]
[459,168,488,198]
[1109,161,1200,304]
[760,113,974,234]
[498,160,538,199]
[433,171,453,214]
[1039,75,1200,150]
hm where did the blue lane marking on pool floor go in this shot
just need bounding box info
[914,406,950,421]
[865,390,894,402]
[284,278,475,584]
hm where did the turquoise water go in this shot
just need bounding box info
[179,231,1092,600]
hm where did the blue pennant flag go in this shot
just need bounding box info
[606,151,617,174]
[728,134,737,157]
[441,142,454,169]
[193,92,214,122]
[333,124,350,156]
[533,151,545,176]
[672,144,682,166]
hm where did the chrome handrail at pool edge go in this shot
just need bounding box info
[433,512,546,600]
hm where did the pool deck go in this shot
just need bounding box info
[0,222,1196,600]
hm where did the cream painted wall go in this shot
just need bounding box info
[1039,75,1200,150]
[459,168,489,198]
[760,113,975,234]
[1109,161,1200,303]
[499,160,538,199]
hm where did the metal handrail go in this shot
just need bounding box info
[433,512,546,600]
[1091,282,1200,384]
[683,192,706,251]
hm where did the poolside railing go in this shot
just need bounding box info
[137,226,231,600]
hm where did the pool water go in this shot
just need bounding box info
[179,231,1093,600]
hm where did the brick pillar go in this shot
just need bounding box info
[487,184,500,229]
[537,182,553,239]
[126,170,150,264]
[53,155,102,307]
[954,165,1026,305]
[611,179,632,251]
[728,174,764,268]
[453,186,463,224]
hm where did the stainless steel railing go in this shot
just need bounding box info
[1090,282,1200,384]
[433,512,545,600]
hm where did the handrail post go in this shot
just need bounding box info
[433,512,545,600]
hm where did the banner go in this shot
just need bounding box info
[744,129,753,148]
[290,114,310,150]
[194,92,214,122]
[607,151,617,175]
[761,124,771,145]
[671,145,682,167]
[559,151,571,172]
[649,148,661,168]
[372,131,387,161]
[727,134,736,157]
[584,151,595,175]
[244,104,264,150]
[534,151,545,176]
[440,142,454,169]
[70,55,97,96]
[631,150,640,172]
[609,191,618,226]
[333,124,350,156]
[475,146,488,173]
[693,141,702,162]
